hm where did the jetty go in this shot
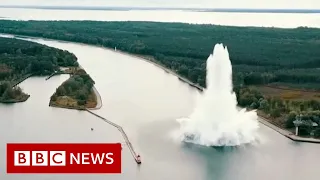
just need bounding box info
[45,71,72,80]
[86,109,141,164]
[12,73,33,87]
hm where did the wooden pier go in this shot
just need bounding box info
[86,109,141,164]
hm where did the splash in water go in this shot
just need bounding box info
[176,44,259,146]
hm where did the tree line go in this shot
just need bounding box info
[0,20,319,89]
[0,36,78,80]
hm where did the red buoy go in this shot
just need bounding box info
[136,154,141,164]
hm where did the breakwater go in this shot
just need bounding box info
[86,109,140,163]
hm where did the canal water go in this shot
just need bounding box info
[0,37,319,180]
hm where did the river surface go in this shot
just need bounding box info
[0,36,319,180]
[0,8,320,28]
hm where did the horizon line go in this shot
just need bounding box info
[0,5,320,13]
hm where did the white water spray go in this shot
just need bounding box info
[176,44,259,146]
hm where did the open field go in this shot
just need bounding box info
[256,86,320,101]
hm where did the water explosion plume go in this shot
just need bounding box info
[176,44,259,146]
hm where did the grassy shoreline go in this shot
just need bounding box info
[49,101,86,110]
[49,89,98,110]
[86,86,102,110]
[0,94,30,103]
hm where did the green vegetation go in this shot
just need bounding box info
[0,82,29,103]
[50,68,97,110]
[0,36,78,79]
[0,20,319,136]
[0,20,319,89]
[235,87,320,130]
[0,36,78,103]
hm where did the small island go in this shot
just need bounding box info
[49,68,97,110]
[0,36,78,103]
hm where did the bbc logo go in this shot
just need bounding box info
[7,143,121,173]
[14,151,66,166]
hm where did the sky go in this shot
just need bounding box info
[1,0,320,9]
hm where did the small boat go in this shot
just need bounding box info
[136,154,141,164]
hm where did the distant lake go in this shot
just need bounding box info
[0,7,319,28]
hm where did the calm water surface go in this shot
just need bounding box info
[0,36,319,180]
[0,8,320,28]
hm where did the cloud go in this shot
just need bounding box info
[1,0,320,9]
